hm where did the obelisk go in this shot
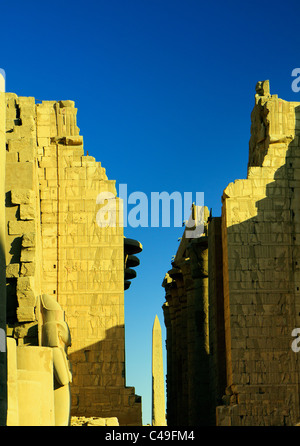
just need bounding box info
[0,69,6,425]
[152,315,166,426]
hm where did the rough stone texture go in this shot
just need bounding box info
[217,82,300,426]
[162,207,211,426]
[4,94,142,426]
[152,315,166,426]
[5,94,40,327]
[162,82,300,426]
[71,416,119,426]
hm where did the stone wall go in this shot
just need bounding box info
[162,81,300,426]
[4,94,142,426]
[217,81,300,426]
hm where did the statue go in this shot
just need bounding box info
[40,294,72,426]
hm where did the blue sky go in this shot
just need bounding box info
[2,0,300,425]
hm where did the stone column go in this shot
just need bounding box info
[0,69,6,425]
[162,302,171,423]
[162,274,176,425]
[182,235,210,426]
[152,315,166,426]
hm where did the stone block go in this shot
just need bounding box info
[59,100,75,108]
[19,107,35,120]
[40,248,57,260]
[105,417,119,426]
[20,203,35,220]
[6,162,34,189]
[17,276,35,301]
[41,224,57,237]
[64,136,83,146]
[8,220,35,235]
[37,125,51,138]
[42,236,56,248]
[8,139,28,153]
[19,145,35,162]
[37,137,50,146]
[16,306,36,322]
[39,158,57,170]
[40,201,54,213]
[20,248,35,263]
[6,152,18,163]
[22,232,36,248]
[41,213,57,224]
[6,263,20,278]
[45,167,57,180]
[11,188,35,205]
[20,262,36,277]
[18,96,35,107]
[37,113,51,125]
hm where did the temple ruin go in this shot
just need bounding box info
[163,81,300,426]
[3,78,300,426]
[0,90,142,425]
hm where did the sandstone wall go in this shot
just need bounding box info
[162,82,300,426]
[217,82,300,426]
[5,94,141,426]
